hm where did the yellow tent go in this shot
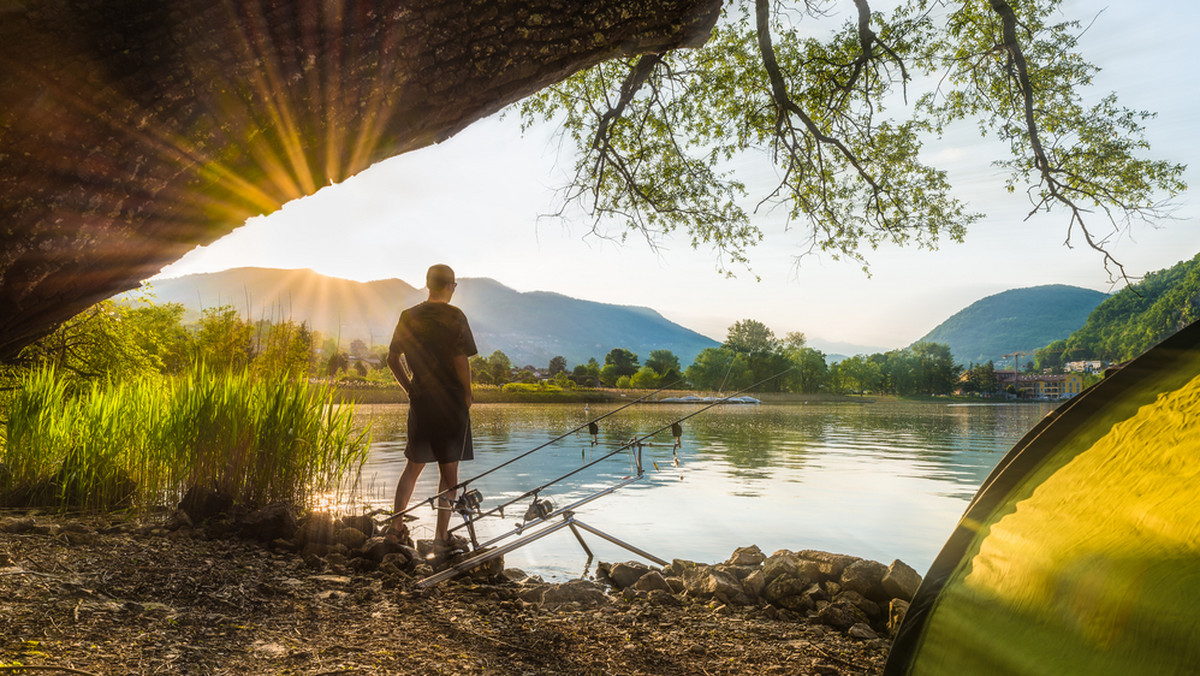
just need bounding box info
[886,320,1200,675]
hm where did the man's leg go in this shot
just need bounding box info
[434,461,459,543]
[392,460,425,519]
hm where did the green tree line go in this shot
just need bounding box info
[8,297,978,397]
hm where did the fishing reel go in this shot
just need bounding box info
[523,497,555,522]
[455,488,484,516]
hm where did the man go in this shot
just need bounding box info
[386,264,477,560]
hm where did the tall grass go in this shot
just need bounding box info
[0,365,370,513]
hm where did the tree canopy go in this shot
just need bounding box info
[521,0,1185,278]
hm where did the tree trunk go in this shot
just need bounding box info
[0,0,722,359]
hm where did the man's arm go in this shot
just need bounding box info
[453,354,472,408]
[387,350,413,394]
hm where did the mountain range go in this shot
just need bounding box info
[136,268,720,367]
[137,266,1197,372]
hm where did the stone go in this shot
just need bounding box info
[333,527,367,550]
[646,589,682,607]
[762,552,800,584]
[834,590,881,618]
[607,561,652,590]
[338,514,376,538]
[714,563,759,581]
[816,600,870,630]
[795,550,860,579]
[889,598,911,635]
[848,623,879,640]
[726,545,766,567]
[539,580,611,610]
[295,513,337,547]
[881,559,923,601]
[662,558,700,578]
[0,517,37,534]
[630,571,672,594]
[178,486,233,525]
[240,502,297,542]
[682,566,751,606]
[840,559,889,602]
[741,569,766,599]
[763,575,814,612]
[763,553,822,587]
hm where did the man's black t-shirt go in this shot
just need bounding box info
[389,301,478,463]
[390,301,478,400]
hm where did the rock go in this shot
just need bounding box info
[646,589,682,607]
[802,582,828,604]
[606,561,652,590]
[840,559,889,602]
[360,536,407,563]
[763,552,822,587]
[630,571,672,594]
[665,576,685,594]
[763,575,813,612]
[888,598,910,635]
[795,550,859,579]
[726,545,766,567]
[662,558,700,578]
[178,486,233,525]
[881,559,922,601]
[295,513,336,547]
[682,566,751,606]
[501,568,527,581]
[333,527,367,550]
[742,569,766,599]
[338,514,376,538]
[240,502,297,542]
[714,563,758,581]
[539,580,611,610]
[816,600,870,630]
[848,623,879,640]
[834,590,881,618]
[0,517,37,534]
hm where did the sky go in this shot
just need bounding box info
[155,1,1200,356]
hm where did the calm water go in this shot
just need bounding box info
[350,400,1055,580]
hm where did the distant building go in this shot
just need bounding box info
[1065,360,1105,374]
[996,371,1085,400]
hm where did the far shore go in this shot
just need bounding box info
[329,382,1039,407]
[329,383,883,406]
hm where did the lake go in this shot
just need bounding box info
[348,399,1056,580]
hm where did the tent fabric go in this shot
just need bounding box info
[886,319,1200,675]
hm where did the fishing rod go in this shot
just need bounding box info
[447,367,793,537]
[380,378,683,524]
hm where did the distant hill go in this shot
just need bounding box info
[914,284,1108,366]
[134,268,719,367]
[1061,253,1200,363]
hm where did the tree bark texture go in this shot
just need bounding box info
[0,0,722,359]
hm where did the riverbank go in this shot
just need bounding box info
[1,510,891,675]
[332,383,870,406]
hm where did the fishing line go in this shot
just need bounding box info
[381,378,683,524]
[446,367,792,536]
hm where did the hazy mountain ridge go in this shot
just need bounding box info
[914,284,1109,366]
[137,268,719,367]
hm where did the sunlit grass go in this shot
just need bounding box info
[0,365,370,514]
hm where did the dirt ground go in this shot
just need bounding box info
[1,513,890,675]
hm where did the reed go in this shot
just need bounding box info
[0,366,370,513]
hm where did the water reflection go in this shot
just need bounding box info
[353,400,1054,580]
